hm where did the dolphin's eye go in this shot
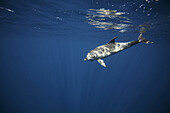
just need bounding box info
[90,53,95,58]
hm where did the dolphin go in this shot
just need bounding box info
[84,33,153,67]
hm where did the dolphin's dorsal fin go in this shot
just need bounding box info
[97,59,107,67]
[107,37,117,44]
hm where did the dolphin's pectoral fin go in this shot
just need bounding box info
[97,59,107,67]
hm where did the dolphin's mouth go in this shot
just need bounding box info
[84,58,88,61]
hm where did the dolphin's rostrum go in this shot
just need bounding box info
[84,33,153,67]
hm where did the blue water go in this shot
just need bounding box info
[0,0,170,113]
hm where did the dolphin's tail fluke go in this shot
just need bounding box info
[138,33,153,44]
